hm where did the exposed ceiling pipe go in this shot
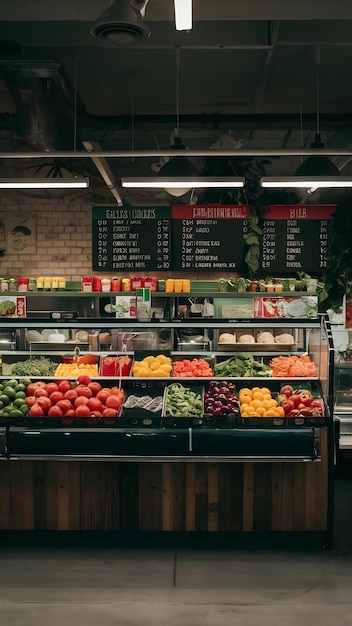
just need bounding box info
[251,20,280,114]
[3,148,352,158]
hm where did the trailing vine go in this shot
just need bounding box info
[319,198,352,308]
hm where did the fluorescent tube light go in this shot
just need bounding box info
[174,0,192,31]
[121,176,244,189]
[0,178,89,189]
[260,176,352,188]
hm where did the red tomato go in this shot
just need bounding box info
[77,375,92,386]
[64,408,75,417]
[25,395,37,407]
[102,407,118,418]
[34,388,49,398]
[299,407,313,417]
[48,405,63,417]
[35,381,46,388]
[105,395,122,411]
[96,390,111,404]
[45,382,58,395]
[57,380,72,394]
[74,396,89,407]
[56,399,73,413]
[36,396,52,413]
[74,404,91,417]
[28,403,45,417]
[64,389,78,402]
[88,410,103,418]
[26,383,41,396]
[87,381,102,396]
[50,391,65,405]
[87,397,104,412]
[75,385,93,398]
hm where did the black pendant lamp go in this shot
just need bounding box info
[260,46,352,189]
[158,47,198,196]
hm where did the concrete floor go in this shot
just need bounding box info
[0,474,352,626]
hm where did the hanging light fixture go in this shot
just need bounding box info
[0,178,89,189]
[122,176,244,188]
[174,0,192,32]
[260,45,352,189]
[122,48,244,193]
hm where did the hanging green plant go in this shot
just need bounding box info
[319,198,352,308]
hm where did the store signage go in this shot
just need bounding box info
[92,206,172,272]
[260,204,336,274]
[171,204,250,271]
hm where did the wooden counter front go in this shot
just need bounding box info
[0,430,328,534]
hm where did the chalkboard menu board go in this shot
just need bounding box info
[260,204,335,274]
[171,205,250,271]
[92,206,171,272]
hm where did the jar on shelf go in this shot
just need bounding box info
[101,278,111,292]
[18,277,29,292]
[165,278,174,293]
[110,277,121,292]
[0,279,8,292]
[58,277,66,291]
[36,277,44,291]
[8,278,18,292]
[121,278,131,291]
[92,276,102,292]
[51,277,59,291]
[43,277,51,291]
[81,276,93,292]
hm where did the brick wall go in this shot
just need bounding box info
[0,195,93,281]
[0,194,235,282]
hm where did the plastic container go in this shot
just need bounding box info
[58,277,66,291]
[174,279,183,292]
[165,279,174,293]
[111,278,121,292]
[36,277,44,291]
[43,277,51,291]
[121,278,131,292]
[182,279,191,293]
[93,276,102,292]
[81,276,93,292]
[18,277,29,292]
[101,278,111,292]
[51,277,58,291]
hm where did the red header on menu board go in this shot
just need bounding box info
[264,204,336,220]
[171,204,250,219]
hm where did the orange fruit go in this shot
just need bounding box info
[252,391,264,401]
[260,387,271,395]
[256,407,266,416]
[261,399,272,410]
[240,394,252,405]
[240,403,251,414]
[250,399,262,409]
[264,409,276,417]
[270,399,279,408]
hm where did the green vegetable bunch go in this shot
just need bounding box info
[0,300,16,315]
[164,383,203,418]
[214,353,272,377]
[11,357,58,377]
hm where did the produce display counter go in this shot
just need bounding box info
[0,292,335,545]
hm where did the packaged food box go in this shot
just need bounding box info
[253,296,318,319]
[0,296,26,317]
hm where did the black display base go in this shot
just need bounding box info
[0,530,329,550]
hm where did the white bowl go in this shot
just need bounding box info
[48,333,66,343]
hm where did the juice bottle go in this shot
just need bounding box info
[165,279,174,293]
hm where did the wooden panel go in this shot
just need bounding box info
[119,462,139,531]
[139,463,162,531]
[185,463,196,531]
[242,463,254,531]
[194,463,208,532]
[253,463,272,531]
[217,463,244,531]
[81,462,120,531]
[271,463,283,531]
[0,463,11,529]
[207,463,218,531]
[0,437,330,533]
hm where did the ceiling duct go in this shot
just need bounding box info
[90,0,151,47]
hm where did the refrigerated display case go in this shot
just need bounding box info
[0,289,335,544]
